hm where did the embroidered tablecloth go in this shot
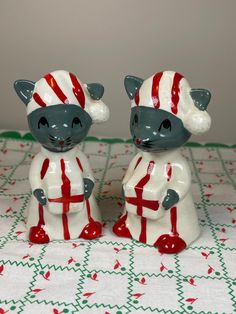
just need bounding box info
[0,131,235,314]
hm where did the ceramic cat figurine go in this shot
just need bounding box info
[14,70,109,243]
[113,71,211,253]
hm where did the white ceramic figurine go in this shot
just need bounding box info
[113,71,211,253]
[14,70,109,243]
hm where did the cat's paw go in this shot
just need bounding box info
[79,221,102,239]
[83,178,94,200]
[33,188,47,205]
[29,226,50,244]
[162,189,179,210]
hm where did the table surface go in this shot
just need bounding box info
[0,131,235,314]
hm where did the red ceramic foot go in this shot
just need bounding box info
[154,234,186,254]
[29,226,50,244]
[113,214,132,238]
[79,221,102,240]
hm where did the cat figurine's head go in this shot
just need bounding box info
[14,70,109,152]
[124,71,211,152]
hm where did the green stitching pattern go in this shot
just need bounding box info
[0,136,235,313]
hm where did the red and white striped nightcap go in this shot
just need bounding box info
[131,71,211,135]
[27,70,109,123]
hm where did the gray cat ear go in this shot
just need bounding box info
[190,88,211,111]
[87,83,104,100]
[14,80,35,105]
[124,75,144,100]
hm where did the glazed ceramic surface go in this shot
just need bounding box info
[14,70,109,243]
[113,71,211,253]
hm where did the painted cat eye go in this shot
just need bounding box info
[133,114,138,125]
[38,117,49,129]
[72,117,82,128]
[158,119,171,132]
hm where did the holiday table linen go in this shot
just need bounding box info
[0,131,235,314]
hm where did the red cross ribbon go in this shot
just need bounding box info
[125,160,159,216]
[48,195,84,204]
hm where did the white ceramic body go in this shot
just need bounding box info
[117,149,200,251]
[27,146,101,241]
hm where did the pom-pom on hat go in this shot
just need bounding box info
[14,70,109,124]
[124,71,211,135]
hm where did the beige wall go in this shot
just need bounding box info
[0,0,235,143]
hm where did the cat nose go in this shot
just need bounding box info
[135,138,142,145]
[59,140,65,146]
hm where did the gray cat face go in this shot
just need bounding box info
[130,107,191,152]
[14,77,105,153]
[28,104,92,152]
[125,74,211,152]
